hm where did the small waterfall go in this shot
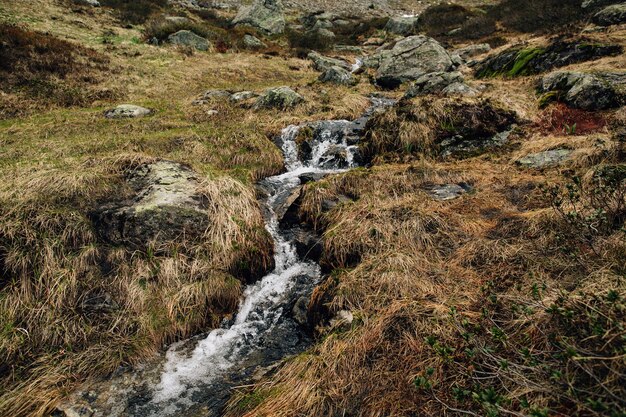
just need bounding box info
[78,97,394,417]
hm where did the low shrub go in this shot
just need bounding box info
[418,3,476,37]
[536,103,608,135]
[490,0,587,33]
[286,28,334,52]
[100,0,168,25]
[0,24,111,115]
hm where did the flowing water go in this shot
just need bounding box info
[67,97,393,417]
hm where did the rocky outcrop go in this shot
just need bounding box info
[254,86,304,109]
[308,51,351,72]
[403,71,477,98]
[538,71,626,110]
[372,36,455,89]
[167,30,211,51]
[475,39,622,78]
[103,104,153,119]
[516,149,573,168]
[384,16,418,35]
[319,66,356,86]
[92,161,210,249]
[232,0,285,35]
[593,3,626,26]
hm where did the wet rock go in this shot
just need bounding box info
[319,145,349,169]
[475,39,622,78]
[404,71,476,98]
[384,16,419,35]
[232,0,285,35]
[594,4,626,26]
[292,228,323,261]
[167,30,211,51]
[243,34,266,49]
[453,43,491,60]
[308,51,352,72]
[517,149,573,168]
[538,71,626,110]
[230,91,259,102]
[292,296,310,326]
[424,183,471,201]
[104,104,152,119]
[373,35,455,89]
[92,161,210,249]
[253,86,304,109]
[319,65,357,86]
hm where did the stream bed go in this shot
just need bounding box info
[60,97,393,417]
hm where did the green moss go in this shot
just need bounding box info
[538,91,560,108]
[508,47,544,77]
[235,387,280,412]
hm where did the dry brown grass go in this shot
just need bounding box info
[226,94,626,417]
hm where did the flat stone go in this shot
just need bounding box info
[424,183,471,201]
[104,104,152,119]
[517,149,573,168]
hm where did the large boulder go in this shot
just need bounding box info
[232,0,285,35]
[374,35,455,89]
[253,86,304,109]
[308,51,351,72]
[104,104,152,119]
[475,39,622,78]
[538,71,626,110]
[319,66,357,86]
[384,16,419,35]
[167,30,211,51]
[93,161,210,248]
[593,3,626,26]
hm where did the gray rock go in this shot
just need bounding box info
[232,0,285,35]
[230,91,259,102]
[167,30,210,51]
[243,34,267,49]
[73,0,100,6]
[374,35,454,89]
[292,296,310,326]
[441,127,515,158]
[319,145,349,169]
[593,3,626,26]
[103,104,152,119]
[319,65,357,86]
[538,71,626,110]
[517,149,573,168]
[201,89,233,100]
[404,71,467,98]
[254,86,304,109]
[93,161,210,248]
[454,43,491,60]
[442,82,479,96]
[384,16,419,35]
[308,51,351,72]
[424,184,471,201]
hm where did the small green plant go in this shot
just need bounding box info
[563,122,577,135]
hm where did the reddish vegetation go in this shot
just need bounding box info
[536,103,608,135]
